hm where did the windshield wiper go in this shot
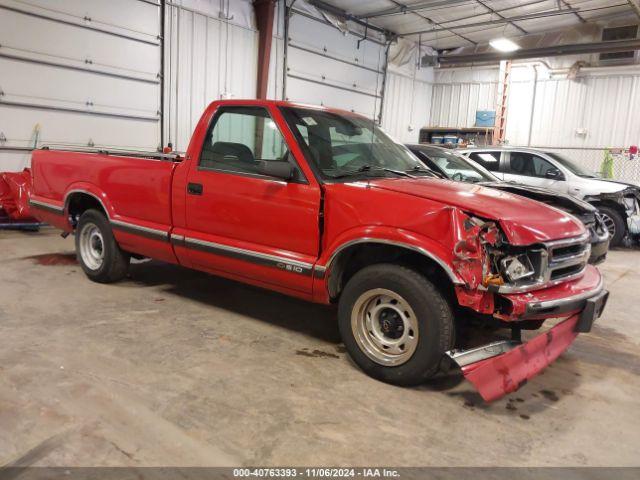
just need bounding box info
[332,164,415,179]
[406,165,441,178]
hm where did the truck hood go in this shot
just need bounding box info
[572,176,640,196]
[478,181,596,215]
[367,178,585,245]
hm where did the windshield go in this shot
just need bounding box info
[546,151,597,178]
[415,148,497,183]
[280,107,431,180]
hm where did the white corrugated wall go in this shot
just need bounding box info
[508,66,640,180]
[381,69,433,143]
[429,67,499,129]
[506,66,640,149]
[427,64,640,180]
[164,0,259,151]
[428,64,640,148]
[267,0,285,101]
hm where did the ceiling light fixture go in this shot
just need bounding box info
[489,38,520,52]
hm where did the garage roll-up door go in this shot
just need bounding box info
[0,0,161,170]
[285,7,387,121]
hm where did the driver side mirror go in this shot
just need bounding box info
[257,160,293,181]
[545,168,563,180]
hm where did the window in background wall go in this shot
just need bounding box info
[600,25,639,63]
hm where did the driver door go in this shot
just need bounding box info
[503,151,568,193]
[182,105,321,295]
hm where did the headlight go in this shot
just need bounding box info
[500,254,535,282]
[623,196,638,213]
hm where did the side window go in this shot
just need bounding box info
[507,152,556,178]
[468,151,500,171]
[200,106,289,176]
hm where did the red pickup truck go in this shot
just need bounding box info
[28,99,608,401]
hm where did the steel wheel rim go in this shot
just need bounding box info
[79,222,104,270]
[601,213,616,239]
[351,288,419,366]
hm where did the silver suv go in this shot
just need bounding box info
[458,147,640,247]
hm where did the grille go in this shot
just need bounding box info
[545,235,591,283]
[551,243,585,259]
[495,233,590,293]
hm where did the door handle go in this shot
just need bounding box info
[187,182,203,195]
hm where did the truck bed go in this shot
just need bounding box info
[30,148,180,263]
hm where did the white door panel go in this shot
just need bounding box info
[0,0,161,171]
[504,152,569,193]
[285,9,386,121]
[0,8,160,76]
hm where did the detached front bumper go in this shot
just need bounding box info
[449,265,608,401]
[497,265,604,321]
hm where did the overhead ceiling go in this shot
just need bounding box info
[314,0,639,50]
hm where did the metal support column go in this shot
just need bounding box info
[254,0,277,99]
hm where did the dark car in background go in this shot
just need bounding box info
[407,144,610,265]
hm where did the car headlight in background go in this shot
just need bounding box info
[500,254,535,282]
[622,196,639,213]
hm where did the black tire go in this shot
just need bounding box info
[338,263,454,386]
[598,206,625,247]
[75,209,129,283]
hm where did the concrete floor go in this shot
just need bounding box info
[1,228,639,467]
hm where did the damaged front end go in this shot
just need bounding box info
[481,181,609,264]
[450,298,607,402]
[589,186,640,242]
[624,188,640,237]
[444,210,607,401]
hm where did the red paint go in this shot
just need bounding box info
[30,150,178,264]
[25,100,607,400]
[0,169,35,221]
[497,265,602,321]
[27,253,77,266]
[366,177,584,244]
[462,314,581,402]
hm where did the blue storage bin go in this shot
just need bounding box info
[476,110,496,127]
[443,135,458,144]
[431,135,444,144]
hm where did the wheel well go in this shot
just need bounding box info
[590,199,626,218]
[66,193,107,228]
[327,243,456,304]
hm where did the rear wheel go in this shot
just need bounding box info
[598,206,625,247]
[75,209,129,283]
[338,264,454,386]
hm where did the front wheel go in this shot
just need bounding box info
[75,209,130,283]
[598,206,625,247]
[338,264,454,386]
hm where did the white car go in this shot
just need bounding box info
[458,147,640,247]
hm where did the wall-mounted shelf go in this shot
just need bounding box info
[419,127,495,146]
